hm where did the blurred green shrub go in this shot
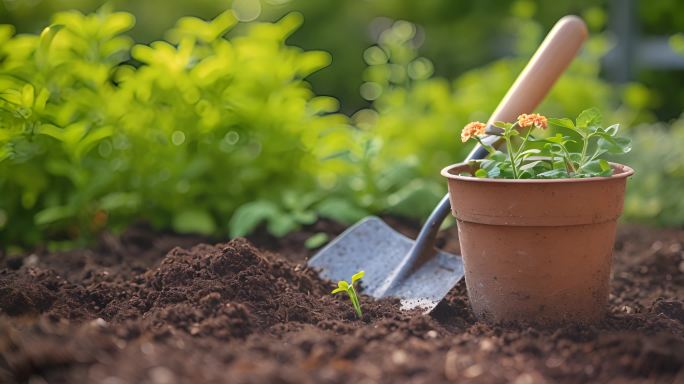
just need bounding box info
[622,116,684,226]
[0,9,351,247]
[0,0,612,114]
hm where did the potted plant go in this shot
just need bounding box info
[441,108,633,325]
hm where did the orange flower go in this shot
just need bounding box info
[461,121,486,142]
[517,113,548,129]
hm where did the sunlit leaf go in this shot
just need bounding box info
[351,270,365,283]
[229,201,279,238]
[548,117,574,129]
[35,205,75,225]
[576,107,602,128]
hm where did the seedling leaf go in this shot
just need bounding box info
[351,270,365,283]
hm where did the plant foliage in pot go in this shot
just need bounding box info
[441,108,633,325]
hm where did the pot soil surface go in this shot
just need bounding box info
[1,220,683,383]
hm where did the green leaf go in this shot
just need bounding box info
[516,148,541,160]
[351,270,365,283]
[228,201,279,238]
[474,168,488,178]
[543,142,564,155]
[21,84,34,108]
[492,122,513,130]
[617,137,632,152]
[552,160,567,170]
[337,280,349,290]
[543,134,572,144]
[292,210,317,225]
[173,209,216,235]
[35,205,75,225]
[37,124,64,141]
[519,160,545,172]
[576,107,602,128]
[599,159,611,172]
[548,117,575,129]
[100,12,136,38]
[38,24,64,60]
[478,142,497,154]
[331,287,345,294]
[490,151,507,162]
[304,232,329,249]
[604,124,620,136]
[479,159,501,178]
[266,214,298,238]
[538,169,569,179]
[99,192,141,211]
[568,152,582,163]
[540,133,565,144]
[0,25,14,45]
[518,149,542,156]
[598,136,632,154]
[34,88,50,112]
[580,159,613,177]
[486,166,501,178]
[74,126,114,160]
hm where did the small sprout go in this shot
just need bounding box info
[331,270,364,319]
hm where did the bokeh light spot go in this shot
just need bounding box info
[392,20,415,41]
[363,46,388,65]
[408,57,434,80]
[224,131,240,145]
[360,82,382,100]
[98,140,113,157]
[232,0,262,22]
[172,130,186,145]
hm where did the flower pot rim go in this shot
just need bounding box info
[441,161,634,184]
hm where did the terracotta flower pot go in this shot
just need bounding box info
[441,162,634,325]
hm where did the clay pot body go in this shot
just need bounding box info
[441,162,634,324]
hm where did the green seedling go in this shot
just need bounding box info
[331,270,365,319]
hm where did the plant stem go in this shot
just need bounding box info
[513,129,533,163]
[587,149,604,163]
[579,133,590,167]
[349,286,362,318]
[505,135,519,179]
[560,146,577,174]
[474,136,495,154]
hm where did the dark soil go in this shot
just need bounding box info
[1,220,683,383]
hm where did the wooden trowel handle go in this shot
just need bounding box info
[487,15,588,125]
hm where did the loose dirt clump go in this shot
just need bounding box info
[0,222,683,383]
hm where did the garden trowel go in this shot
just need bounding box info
[308,16,588,313]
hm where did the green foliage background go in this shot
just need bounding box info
[0,1,682,249]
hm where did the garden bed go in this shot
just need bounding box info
[1,220,683,383]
